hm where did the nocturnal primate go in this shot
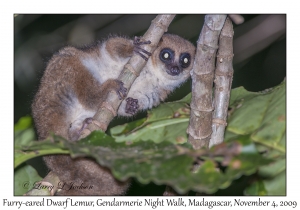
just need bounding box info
[32,33,196,195]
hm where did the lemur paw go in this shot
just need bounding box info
[69,117,100,141]
[115,80,127,100]
[133,36,151,61]
[125,97,139,115]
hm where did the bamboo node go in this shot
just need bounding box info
[124,63,139,77]
[192,70,215,76]
[199,43,219,51]
[215,70,234,77]
[212,118,227,126]
[101,101,117,117]
[216,53,234,60]
[190,104,214,113]
[93,121,108,131]
[151,19,166,31]
[188,128,212,140]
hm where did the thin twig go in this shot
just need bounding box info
[233,15,285,64]
[228,14,244,25]
[187,15,227,149]
[209,17,234,147]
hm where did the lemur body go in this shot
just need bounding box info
[32,34,195,195]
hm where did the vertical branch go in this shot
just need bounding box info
[187,15,227,149]
[80,15,176,138]
[209,18,234,147]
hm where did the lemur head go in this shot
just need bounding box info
[150,34,196,81]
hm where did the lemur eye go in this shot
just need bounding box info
[180,53,191,68]
[159,48,174,62]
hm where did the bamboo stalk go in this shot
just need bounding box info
[209,17,234,147]
[187,15,227,149]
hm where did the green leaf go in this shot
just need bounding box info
[14,164,42,195]
[228,80,286,195]
[14,136,70,168]
[111,99,190,144]
[18,131,272,194]
[15,81,285,195]
[244,180,267,196]
[255,158,286,196]
[263,171,286,195]
[14,131,114,168]
[147,98,190,123]
[78,133,272,194]
[14,116,33,131]
[259,158,286,178]
[15,129,36,146]
[14,116,36,146]
[112,118,189,143]
[228,81,286,153]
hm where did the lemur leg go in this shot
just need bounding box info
[69,79,127,141]
[74,117,98,139]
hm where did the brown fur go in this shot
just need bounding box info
[105,37,134,59]
[32,39,133,195]
[32,34,195,195]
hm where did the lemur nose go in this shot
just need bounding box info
[170,66,180,75]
